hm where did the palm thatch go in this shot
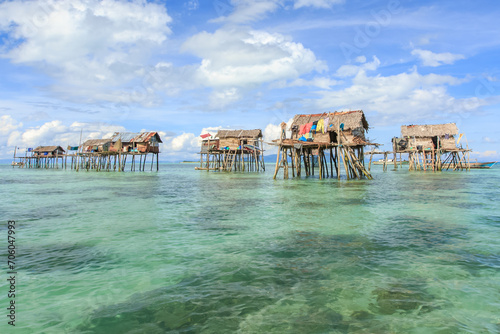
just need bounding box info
[109,132,162,143]
[401,123,458,137]
[216,129,262,139]
[33,146,65,153]
[81,139,111,146]
[290,110,369,132]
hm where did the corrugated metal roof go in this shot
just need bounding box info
[110,132,139,142]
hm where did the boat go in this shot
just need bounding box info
[11,161,25,167]
[442,161,497,169]
[470,161,497,168]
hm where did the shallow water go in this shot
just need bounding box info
[1,163,499,333]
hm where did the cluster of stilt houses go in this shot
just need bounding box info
[13,132,162,172]
[12,109,482,178]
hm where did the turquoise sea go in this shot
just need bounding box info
[1,163,499,333]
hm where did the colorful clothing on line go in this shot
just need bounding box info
[317,119,324,134]
[303,122,313,134]
[323,117,329,134]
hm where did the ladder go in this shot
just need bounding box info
[224,151,236,171]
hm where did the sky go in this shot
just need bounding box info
[0,0,499,161]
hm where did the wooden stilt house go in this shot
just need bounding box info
[81,139,112,153]
[28,146,66,169]
[197,129,265,172]
[272,110,374,180]
[390,123,470,171]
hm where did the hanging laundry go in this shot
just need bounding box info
[299,124,307,135]
[304,122,313,133]
[323,117,329,134]
[310,121,318,133]
[317,119,324,133]
[445,133,449,139]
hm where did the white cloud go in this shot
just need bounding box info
[294,0,344,9]
[289,77,340,89]
[315,67,483,124]
[0,115,23,136]
[2,118,126,155]
[158,132,201,161]
[335,55,380,77]
[0,0,172,104]
[411,49,465,67]
[209,88,243,108]
[182,28,326,90]
[168,133,198,152]
[262,117,294,153]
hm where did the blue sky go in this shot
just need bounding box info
[1,0,499,161]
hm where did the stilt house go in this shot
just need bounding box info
[28,146,66,168]
[33,146,66,156]
[81,139,112,153]
[273,110,374,180]
[198,129,265,172]
[109,132,162,153]
[392,123,470,171]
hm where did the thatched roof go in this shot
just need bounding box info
[109,132,163,143]
[401,123,458,137]
[33,146,65,153]
[290,110,369,132]
[82,139,111,146]
[216,129,262,139]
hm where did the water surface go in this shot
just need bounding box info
[1,164,499,333]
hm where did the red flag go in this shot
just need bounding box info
[200,133,211,139]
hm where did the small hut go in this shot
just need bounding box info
[272,110,374,179]
[198,129,265,172]
[30,146,66,168]
[81,139,112,153]
[33,146,66,157]
[109,132,162,153]
[390,123,470,171]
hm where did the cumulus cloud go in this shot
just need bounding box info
[0,115,23,136]
[289,77,340,89]
[1,118,126,155]
[315,67,483,124]
[0,0,172,104]
[159,132,201,161]
[182,28,326,96]
[411,49,465,67]
[335,55,380,77]
[262,117,294,153]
